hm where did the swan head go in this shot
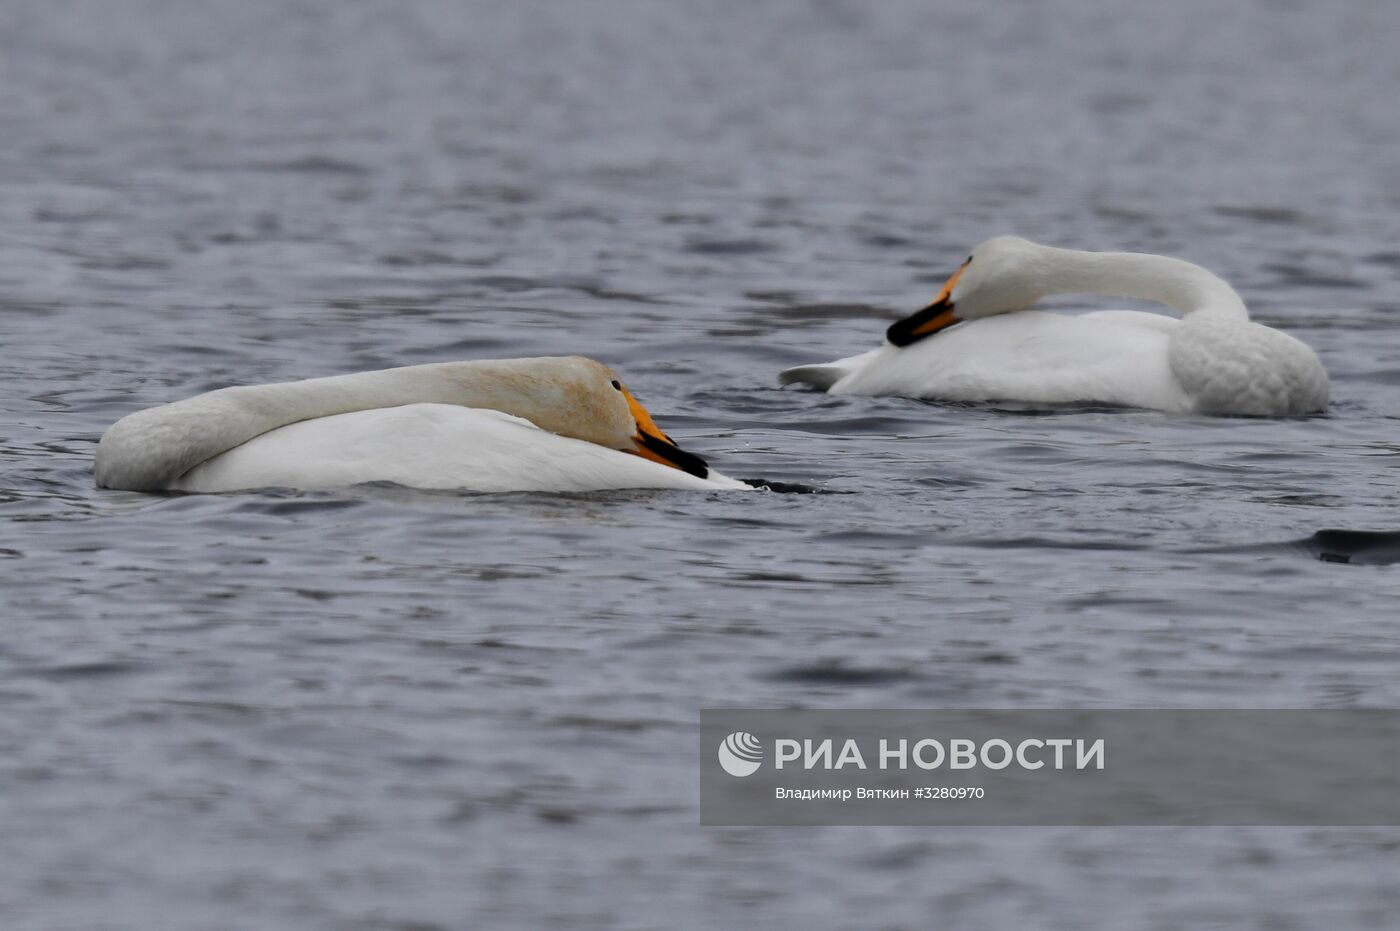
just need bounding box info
[498,356,711,479]
[887,235,1046,347]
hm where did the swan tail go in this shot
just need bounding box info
[778,362,852,391]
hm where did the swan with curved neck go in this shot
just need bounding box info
[96,356,749,493]
[780,236,1329,416]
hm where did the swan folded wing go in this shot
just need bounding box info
[825,311,1193,411]
[172,404,738,493]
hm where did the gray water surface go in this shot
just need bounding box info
[4,1,1400,928]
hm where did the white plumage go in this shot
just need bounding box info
[173,404,743,493]
[97,356,748,493]
[781,237,1329,417]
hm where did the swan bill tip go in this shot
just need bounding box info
[632,431,710,479]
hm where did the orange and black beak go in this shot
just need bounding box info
[886,260,967,347]
[619,385,710,479]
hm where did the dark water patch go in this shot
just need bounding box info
[701,516,787,531]
[33,207,113,223]
[958,536,1154,553]
[292,589,340,602]
[323,295,450,312]
[0,299,65,317]
[779,416,934,435]
[161,699,266,721]
[549,206,618,224]
[740,478,826,493]
[247,156,371,175]
[235,497,368,517]
[861,842,939,870]
[402,337,513,356]
[858,232,916,249]
[24,661,147,681]
[910,474,984,490]
[1233,450,1324,463]
[812,529,929,547]
[377,251,461,267]
[1239,644,1400,665]
[660,211,714,225]
[971,442,1080,463]
[535,807,580,825]
[1214,205,1312,225]
[1260,264,1365,289]
[978,401,1161,417]
[751,302,889,322]
[151,343,240,358]
[462,275,543,292]
[723,570,809,585]
[743,289,799,303]
[685,239,776,255]
[549,715,658,732]
[1062,594,1175,610]
[705,326,769,338]
[766,663,920,686]
[453,182,535,204]
[463,566,559,581]
[1249,493,1345,507]
[77,255,172,271]
[567,283,664,304]
[1297,529,1400,565]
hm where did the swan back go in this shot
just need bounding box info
[96,356,662,490]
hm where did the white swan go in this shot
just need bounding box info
[780,236,1329,416]
[95,356,750,493]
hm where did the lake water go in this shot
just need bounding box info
[4,0,1400,927]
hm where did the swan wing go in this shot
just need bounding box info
[173,404,747,493]
[807,311,1194,412]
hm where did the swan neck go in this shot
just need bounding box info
[217,359,566,434]
[97,358,591,490]
[1040,247,1248,320]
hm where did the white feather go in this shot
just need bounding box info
[781,237,1329,416]
[96,357,750,493]
[174,404,746,493]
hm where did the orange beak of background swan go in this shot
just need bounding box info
[620,385,711,479]
[886,261,967,347]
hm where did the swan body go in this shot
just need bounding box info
[96,356,748,493]
[780,237,1329,416]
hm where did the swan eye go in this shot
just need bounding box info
[610,380,622,390]
[965,255,973,265]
